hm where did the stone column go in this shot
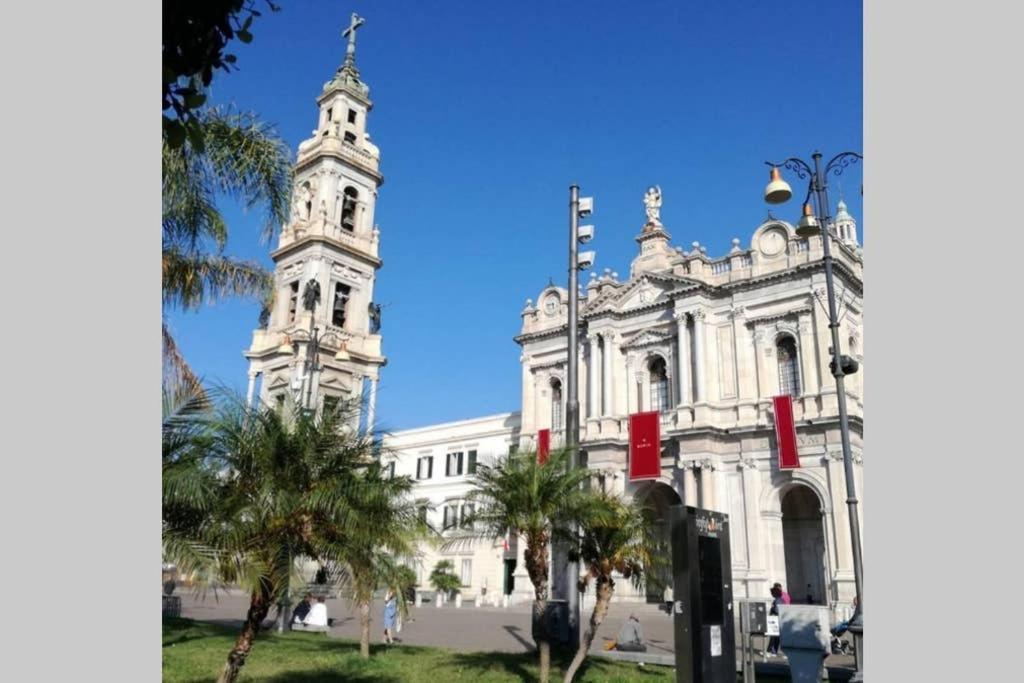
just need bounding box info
[625,354,635,415]
[521,356,535,434]
[367,376,379,432]
[739,458,765,591]
[602,332,614,416]
[823,451,853,579]
[731,307,755,399]
[692,310,707,403]
[700,459,717,511]
[587,336,600,419]
[798,312,820,396]
[675,311,691,405]
[682,462,699,507]
[246,370,259,407]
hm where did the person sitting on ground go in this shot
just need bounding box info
[291,593,313,624]
[302,596,328,627]
[613,613,647,652]
[831,596,858,653]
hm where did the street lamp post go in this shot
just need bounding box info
[763,151,865,680]
[565,185,595,648]
[274,288,351,633]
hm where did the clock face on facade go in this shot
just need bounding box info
[758,227,788,257]
[544,296,559,316]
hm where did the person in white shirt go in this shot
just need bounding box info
[303,596,329,627]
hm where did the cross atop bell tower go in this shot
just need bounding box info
[244,14,386,433]
[340,12,365,76]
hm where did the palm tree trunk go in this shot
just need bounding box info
[563,576,614,683]
[524,536,551,683]
[359,599,371,658]
[217,586,271,683]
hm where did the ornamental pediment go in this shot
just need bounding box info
[266,374,290,389]
[620,328,674,350]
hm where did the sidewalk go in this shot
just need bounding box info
[175,589,855,677]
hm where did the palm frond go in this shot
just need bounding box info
[163,247,272,311]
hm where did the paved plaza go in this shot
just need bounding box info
[178,588,855,674]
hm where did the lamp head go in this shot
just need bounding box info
[796,202,820,237]
[764,167,793,205]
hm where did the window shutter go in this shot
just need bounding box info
[445,454,452,477]
[467,450,477,474]
[458,452,464,475]
[428,457,433,479]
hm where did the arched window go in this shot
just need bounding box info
[649,356,669,412]
[776,335,801,397]
[341,186,358,231]
[551,378,563,431]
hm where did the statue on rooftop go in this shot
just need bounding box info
[644,185,663,228]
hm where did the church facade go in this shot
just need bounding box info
[515,193,863,614]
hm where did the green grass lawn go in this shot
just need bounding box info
[163,618,789,683]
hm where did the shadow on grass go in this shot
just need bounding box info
[449,650,536,682]
[502,624,536,652]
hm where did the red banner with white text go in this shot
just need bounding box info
[629,411,661,481]
[537,429,550,464]
[772,395,801,469]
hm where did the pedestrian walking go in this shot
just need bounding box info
[382,589,398,644]
[767,583,791,656]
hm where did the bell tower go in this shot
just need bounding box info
[244,13,386,430]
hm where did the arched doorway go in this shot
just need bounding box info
[781,485,827,605]
[635,481,681,603]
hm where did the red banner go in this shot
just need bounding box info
[772,395,801,469]
[629,411,661,480]
[537,429,550,464]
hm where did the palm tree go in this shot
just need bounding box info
[162,106,291,389]
[429,559,461,601]
[340,461,428,659]
[563,492,666,683]
[460,448,598,683]
[161,389,416,683]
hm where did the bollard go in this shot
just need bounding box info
[435,593,443,608]
[455,593,463,608]
[502,594,510,609]
[779,605,831,683]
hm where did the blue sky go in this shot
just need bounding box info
[166,0,863,432]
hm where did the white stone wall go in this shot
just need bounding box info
[382,413,522,604]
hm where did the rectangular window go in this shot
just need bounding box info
[385,461,396,479]
[446,452,464,477]
[416,456,433,480]
[274,394,285,410]
[460,559,472,587]
[417,504,428,525]
[347,109,357,124]
[287,281,299,323]
[326,107,333,122]
[443,504,459,530]
[460,503,475,529]
[344,131,357,144]
[467,450,478,475]
[332,282,351,328]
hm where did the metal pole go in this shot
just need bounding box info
[565,184,581,647]
[810,152,864,680]
[305,327,319,412]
